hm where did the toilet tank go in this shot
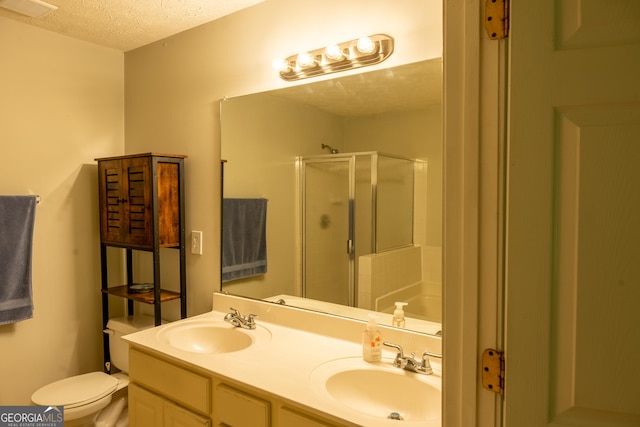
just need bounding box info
[106,315,156,373]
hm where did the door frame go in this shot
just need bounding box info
[443,0,504,426]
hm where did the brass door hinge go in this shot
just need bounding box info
[485,0,510,39]
[482,348,505,395]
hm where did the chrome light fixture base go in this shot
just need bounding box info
[277,34,394,82]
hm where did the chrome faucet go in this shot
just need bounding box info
[224,307,257,330]
[383,342,442,375]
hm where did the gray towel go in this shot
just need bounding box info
[222,198,267,283]
[0,196,37,325]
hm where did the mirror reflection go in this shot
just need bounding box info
[220,59,442,333]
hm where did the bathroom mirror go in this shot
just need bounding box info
[220,59,442,334]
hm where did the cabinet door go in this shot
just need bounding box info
[98,157,152,247]
[279,407,340,427]
[164,401,211,427]
[98,158,127,244]
[124,156,153,246]
[214,384,270,427]
[130,348,212,415]
[129,383,164,427]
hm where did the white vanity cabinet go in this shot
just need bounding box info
[129,383,210,427]
[278,407,339,427]
[214,384,270,426]
[129,348,212,427]
[128,384,164,427]
[129,348,212,415]
[128,347,354,427]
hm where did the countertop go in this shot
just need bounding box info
[123,293,442,427]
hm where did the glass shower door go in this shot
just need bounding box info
[302,157,354,306]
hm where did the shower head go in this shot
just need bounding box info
[321,144,339,154]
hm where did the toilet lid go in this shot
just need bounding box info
[32,372,118,409]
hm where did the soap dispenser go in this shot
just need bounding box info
[392,302,408,328]
[362,314,382,362]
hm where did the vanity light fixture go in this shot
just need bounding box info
[275,34,394,81]
[296,51,317,68]
[324,44,345,61]
[271,58,290,73]
[356,36,376,54]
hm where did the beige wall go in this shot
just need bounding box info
[221,93,342,299]
[125,0,442,319]
[0,0,440,405]
[0,17,124,404]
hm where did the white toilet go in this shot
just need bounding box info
[31,315,156,426]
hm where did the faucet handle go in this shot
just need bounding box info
[419,351,442,373]
[383,342,404,357]
[246,313,258,328]
[224,307,241,325]
[383,342,405,367]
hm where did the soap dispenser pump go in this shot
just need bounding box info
[362,314,382,362]
[392,302,408,328]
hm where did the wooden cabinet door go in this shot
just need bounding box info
[98,158,127,244]
[123,156,153,247]
[98,156,153,247]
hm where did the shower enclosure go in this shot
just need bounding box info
[298,152,416,307]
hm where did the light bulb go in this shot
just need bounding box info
[272,59,290,72]
[356,36,376,54]
[325,44,344,61]
[296,52,316,68]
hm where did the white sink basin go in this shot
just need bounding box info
[310,357,441,425]
[156,319,271,354]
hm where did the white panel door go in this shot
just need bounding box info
[504,0,640,426]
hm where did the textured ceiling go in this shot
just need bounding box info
[0,0,265,51]
[3,0,442,115]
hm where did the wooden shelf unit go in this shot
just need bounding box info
[96,152,187,372]
[101,285,182,304]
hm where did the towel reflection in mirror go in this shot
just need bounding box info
[221,198,268,283]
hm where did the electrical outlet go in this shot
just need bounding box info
[191,230,203,255]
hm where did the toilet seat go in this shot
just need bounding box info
[32,372,118,409]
